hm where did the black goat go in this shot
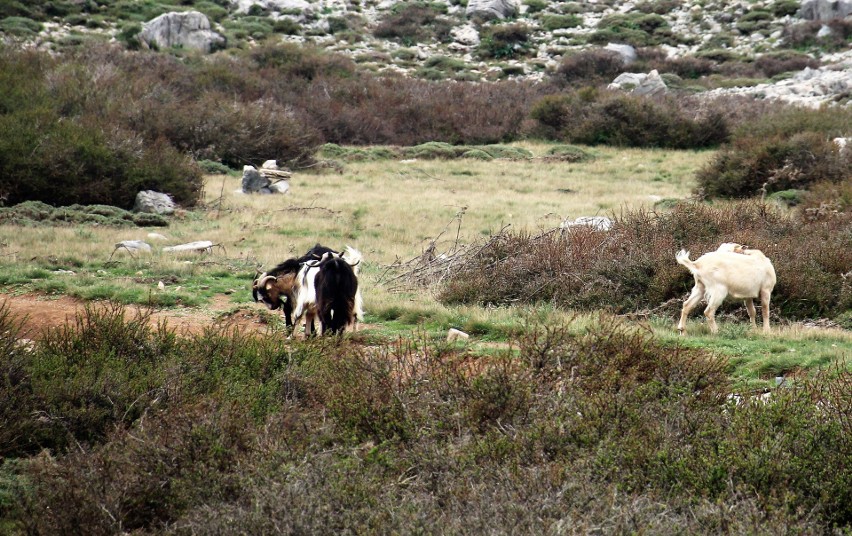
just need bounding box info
[314,254,359,335]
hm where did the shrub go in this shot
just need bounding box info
[783,19,852,51]
[437,201,852,321]
[590,13,675,46]
[553,49,624,86]
[539,14,582,31]
[545,144,594,162]
[528,91,731,149]
[478,23,531,59]
[0,15,42,36]
[373,2,452,45]
[735,9,773,34]
[772,0,800,16]
[753,51,818,78]
[697,130,852,198]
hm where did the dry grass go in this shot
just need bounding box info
[213,143,705,264]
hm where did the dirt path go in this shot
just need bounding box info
[1,293,270,339]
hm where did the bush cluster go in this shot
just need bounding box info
[373,2,453,45]
[438,200,852,322]
[529,90,729,149]
[1,303,849,532]
[697,107,852,198]
[0,200,168,227]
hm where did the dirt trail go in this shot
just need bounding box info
[1,293,270,339]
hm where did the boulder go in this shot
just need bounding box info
[605,43,637,65]
[560,216,614,231]
[798,0,852,20]
[115,240,153,253]
[451,24,480,46]
[447,328,470,342]
[133,190,176,215]
[608,69,667,96]
[241,165,270,193]
[466,0,519,20]
[163,240,214,253]
[138,11,225,53]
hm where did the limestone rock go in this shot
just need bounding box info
[139,11,225,53]
[452,24,480,46]
[242,165,270,193]
[133,191,176,215]
[798,0,852,20]
[447,328,470,342]
[605,43,637,65]
[608,69,667,96]
[466,0,519,20]
[115,240,153,253]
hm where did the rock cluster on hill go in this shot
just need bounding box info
[8,0,852,107]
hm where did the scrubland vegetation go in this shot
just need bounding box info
[0,37,850,533]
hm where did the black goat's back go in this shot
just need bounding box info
[315,256,358,334]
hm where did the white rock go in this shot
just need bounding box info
[138,11,225,53]
[560,216,614,231]
[147,233,168,241]
[163,241,215,253]
[451,24,480,46]
[447,328,470,342]
[605,43,637,65]
[115,240,153,253]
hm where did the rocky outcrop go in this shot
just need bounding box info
[608,70,668,96]
[703,65,852,108]
[133,191,176,215]
[241,163,292,194]
[139,11,225,53]
[466,0,519,20]
[798,0,852,20]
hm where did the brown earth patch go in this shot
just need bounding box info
[0,292,273,339]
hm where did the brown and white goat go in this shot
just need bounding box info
[676,245,776,335]
[252,244,338,331]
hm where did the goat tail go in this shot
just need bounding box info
[675,249,696,272]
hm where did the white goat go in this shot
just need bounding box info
[676,246,776,335]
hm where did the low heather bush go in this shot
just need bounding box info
[697,130,852,199]
[438,201,852,322]
[530,90,729,149]
[373,2,452,45]
[4,307,849,532]
[553,49,625,86]
[478,23,532,59]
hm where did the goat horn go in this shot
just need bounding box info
[258,275,277,288]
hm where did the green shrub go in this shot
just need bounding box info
[0,15,42,36]
[735,9,773,34]
[772,0,800,16]
[198,159,234,175]
[373,2,452,45]
[539,14,582,31]
[545,144,594,162]
[462,149,493,160]
[478,23,531,59]
[524,0,547,13]
[590,13,675,46]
